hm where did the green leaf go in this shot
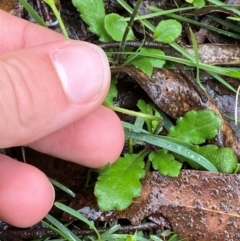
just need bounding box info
[94,153,146,211]
[168,110,222,145]
[104,13,135,41]
[192,0,205,7]
[153,20,182,43]
[104,77,118,105]
[149,149,182,177]
[72,0,111,42]
[49,178,75,198]
[129,48,166,76]
[192,145,237,173]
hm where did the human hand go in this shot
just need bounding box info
[0,10,124,227]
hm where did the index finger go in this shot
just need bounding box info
[0,9,65,53]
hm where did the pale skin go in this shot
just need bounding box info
[0,10,124,227]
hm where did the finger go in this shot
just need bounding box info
[0,155,54,227]
[29,106,125,168]
[0,40,110,148]
[0,10,64,53]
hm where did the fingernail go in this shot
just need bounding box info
[50,43,110,104]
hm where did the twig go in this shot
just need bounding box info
[98,40,166,49]
[0,222,159,239]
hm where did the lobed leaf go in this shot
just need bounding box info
[149,149,182,177]
[72,0,110,42]
[153,19,182,43]
[94,153,146,211]
[168,110,222,144]
[191,145,237,173]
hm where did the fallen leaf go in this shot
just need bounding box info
[63,170,240,241]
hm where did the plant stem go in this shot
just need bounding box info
[103,102,161,122]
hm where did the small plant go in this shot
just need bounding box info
[72,0,182,76]
[70,0,239,215]
[94,104,237,211]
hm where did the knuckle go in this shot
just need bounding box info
[0,56,41,132]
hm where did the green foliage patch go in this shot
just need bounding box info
[72,0,110,42]
[104,13,135,41]
[149,149,182,177]
[62,0,238,219]
[153,19,182,43]
[94,152,146,211]
[94,105,237,211]
[191,145,238,173]
[128,48,166,76]
[168,110,222,144]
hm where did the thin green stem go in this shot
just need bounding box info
[43,0,69,39]
[167,12,240,39]
[207,0,240,16]
[103,102,162,121]
[118,0,143,63]
[121,6,196,21]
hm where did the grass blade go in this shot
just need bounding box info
[44,214,82,241]
[49,178,76,198]
[54,202,101,240]
[19,0,47,27]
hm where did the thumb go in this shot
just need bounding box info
[0,40,110,147]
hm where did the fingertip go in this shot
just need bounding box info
[0,155,54,227]
[91,106,125,167]
[76,106,125,167]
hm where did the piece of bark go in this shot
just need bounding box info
[185,44,240,65]
[63,170,240,241]
[111,66,240,160]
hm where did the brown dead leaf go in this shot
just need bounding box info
[0,0,18,11]
[63,170,240,241]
